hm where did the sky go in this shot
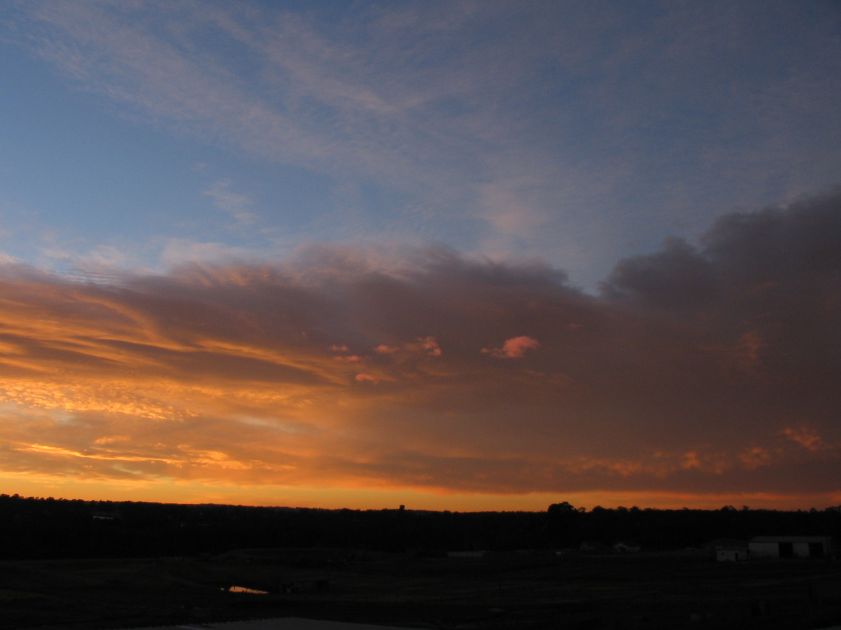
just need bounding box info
[0,1,840,510]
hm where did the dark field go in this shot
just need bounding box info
[3,549,841,630]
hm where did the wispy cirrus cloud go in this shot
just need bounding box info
[7,1,840,286]
[203,180,256,225]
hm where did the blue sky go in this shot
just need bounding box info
[1,0,840,288]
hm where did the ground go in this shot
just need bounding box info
[2,549,841,629]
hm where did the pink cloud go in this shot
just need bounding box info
[376,337,442,358]
[482,335,540,359]
[417,336,442,357]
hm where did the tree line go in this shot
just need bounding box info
[1,494,839,559]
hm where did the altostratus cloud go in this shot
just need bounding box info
[1,191,840,505]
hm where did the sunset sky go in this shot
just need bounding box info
[1,1,840,510]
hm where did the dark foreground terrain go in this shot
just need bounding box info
[2,548,841,630]
[2,496,841,629]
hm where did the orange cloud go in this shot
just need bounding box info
[782,426,823,451]
[413,336,442,357]
[482,335,540,359]
[371,337,441,359]
[335,354,363,363]
[0,189,840,510]
[680,451,702,470]
[739,446,772,470]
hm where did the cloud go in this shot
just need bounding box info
[482,336,540,359]
[0,191,840,506]
[335,355,363,363]
[159,239,257,268]
[203,180,257,224]
[407,336,442,358]
[10,1,840,288]
[782,426,823,452]
[355,372,393,385]
[370,337,442,360]
[739,446,773,471]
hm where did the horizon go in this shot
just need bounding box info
[7,491,840,514]
[1,1,840,511]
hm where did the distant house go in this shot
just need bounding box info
[706,538,749,562]
[612,542,640,553]
[715,546,748,562]
[748,536,833,559]
[91,511,119,522]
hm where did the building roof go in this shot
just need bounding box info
[749,536,832,543]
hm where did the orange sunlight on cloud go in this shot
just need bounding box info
[2,192,841,511]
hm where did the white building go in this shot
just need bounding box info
[748,536,833,559]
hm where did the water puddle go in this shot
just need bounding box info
[226,585,269,595]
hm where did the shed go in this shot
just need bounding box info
[748,536,832,559]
